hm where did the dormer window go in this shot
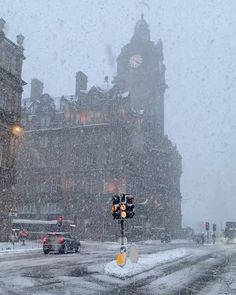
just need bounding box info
[40,116,50,127]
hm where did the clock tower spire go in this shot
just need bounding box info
[131,13,150,44]
[113,15,167,137]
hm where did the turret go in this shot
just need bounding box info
[131,14,150,44]
[30,78,44,101]
[75,71,88,97]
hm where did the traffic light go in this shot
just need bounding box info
[213,223,216,232]
[120,203,127,219]
[126,195,135,218]
[57,215,64,227]
[112,195,120,219]
[120,194,127,219]
[111,194,135,220]
[205,221,210,230]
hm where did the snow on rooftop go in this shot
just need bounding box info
[121,91,129,98]
[12,219,57,225]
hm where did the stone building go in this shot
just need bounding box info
[0,18,25,240]
[16,16,182,240]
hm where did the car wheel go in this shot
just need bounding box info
[63,243,69,254]
[74,243,80,253]
[43,249,49,254]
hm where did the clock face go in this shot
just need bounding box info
[129,54,143,68]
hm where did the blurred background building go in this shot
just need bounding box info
[16,16,182,240]
[0,18,25,241]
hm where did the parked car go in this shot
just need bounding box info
[160,231,171,243]
[42,232,80,254]
[224,221,236,244]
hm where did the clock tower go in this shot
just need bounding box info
[113,15,167,136]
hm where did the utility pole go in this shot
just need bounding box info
[205,221,210,243]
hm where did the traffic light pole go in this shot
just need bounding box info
[121,219,124,246]
[206,229,209,244]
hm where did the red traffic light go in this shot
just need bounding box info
[57,215,64,226]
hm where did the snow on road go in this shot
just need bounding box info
[198,251,236,295]
[0,240,235,295]
[0,241,41,255]
[103,245,236,295]
[104,248,190,278]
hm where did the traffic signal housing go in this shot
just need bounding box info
[120,203,127,219]
[111,194,135,220]
[112,195,120,219]
[126,195,135,218]
[57,215,64,227]
[205,221,210,231]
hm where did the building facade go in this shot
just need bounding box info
[16,16,182,240]
[0,18,25,240]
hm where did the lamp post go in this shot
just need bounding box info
[11,123,24,137]
[6,123,24,241]
[10,123,24,181]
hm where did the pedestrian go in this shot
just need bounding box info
[201,233,205,245]
[19,228,28,245]
[212,232,216,244]
[10,231,15,246]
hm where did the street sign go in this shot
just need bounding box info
[117,246,127,267]
[128,244,139,263]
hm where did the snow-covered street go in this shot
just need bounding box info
[0,240,235,295]
[1,1,236,294]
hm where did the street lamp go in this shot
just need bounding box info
[11,124,24,137]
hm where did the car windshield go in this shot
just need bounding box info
[0,1,235,294]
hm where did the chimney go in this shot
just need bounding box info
[75,71,88,96]
[30,78,44,101]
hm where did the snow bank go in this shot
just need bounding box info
[104,248,190,278]
[0,241,41,254]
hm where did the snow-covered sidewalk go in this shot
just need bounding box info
[104,247,190,278]
[0,241,41,255]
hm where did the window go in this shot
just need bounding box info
[39,136,48,148]
[40,116,51,127]
[40,179,50,193]
[20,203,37,214]
[83,177,95,193]
[105,146,113,164]
[48,203,61,214]
[50,178,60,193]
[24,181,32,193]
[86,144,98,165]
[61,177,75,191]
[40,203,61,214]
[52,136,59,146]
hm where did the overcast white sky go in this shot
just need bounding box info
[1,0,236,230]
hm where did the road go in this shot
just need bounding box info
[0,240,235,295]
